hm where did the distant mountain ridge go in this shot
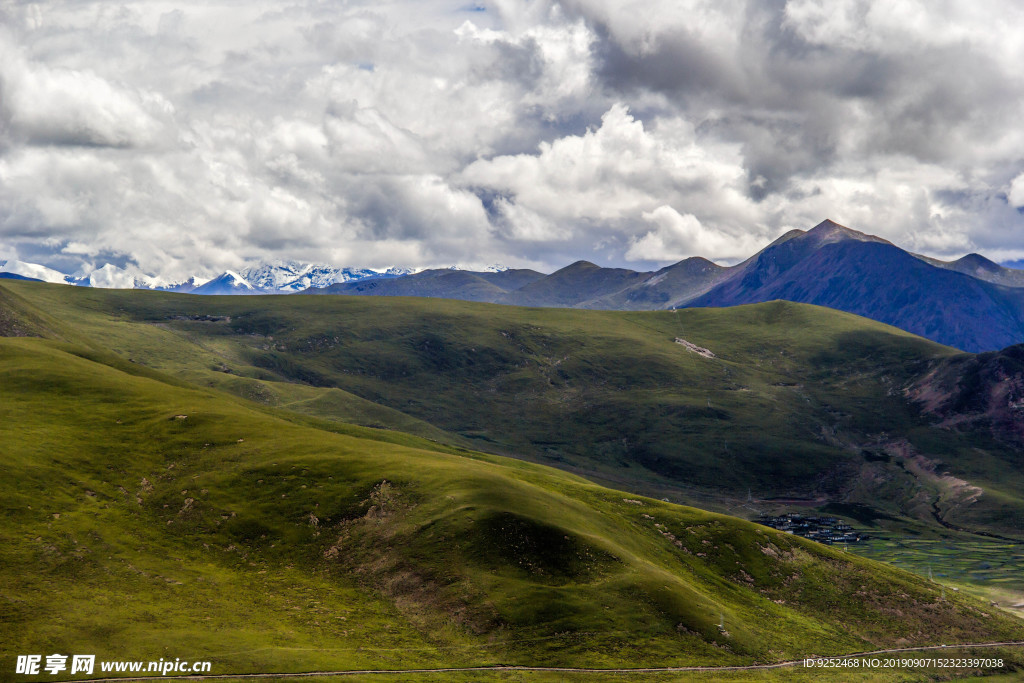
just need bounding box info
[6,221,1024,350]
[238,261,416,293]
[918,252,1024,287]
[0,259,416,294]
[316,267,547,303]
[308,257,731,309]
[306,220,1024,352]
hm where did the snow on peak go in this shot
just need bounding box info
[220,271,255,289]
[190,271,261,295]
[0,259,73,284]
[0,258,422,294]
[239,262,412,292]
[373,266,418,277]
[436,264,508,273]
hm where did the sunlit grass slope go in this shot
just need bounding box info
[4,280,1023,537]
[3,336,1023,680]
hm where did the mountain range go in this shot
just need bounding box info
[307,220,1024,352]
[0,259,415,293]
[5,220,1024,351]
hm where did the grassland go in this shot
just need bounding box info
[6,280,1024,679]
[1,328,1023,678]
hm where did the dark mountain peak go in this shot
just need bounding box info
[921,251,1024,287]
[678,256,719,267]
[691,219,1024,352]
[806,219,889,246]
[954,253,1001,272]
[734,222,883,289]
[807,218,862,237]
[556,260,601,274]
[510,260,647,307]
[810,218,847,232]
[659,256,725,275]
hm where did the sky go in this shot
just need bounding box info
[2,0,1024,281]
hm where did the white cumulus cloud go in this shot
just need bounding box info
[626,207,761,263]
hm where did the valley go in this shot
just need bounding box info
[3,279,1024,680]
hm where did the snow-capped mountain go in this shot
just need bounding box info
[0,258,421,294]
[376,266,419,278]
[240,262,375,293]
[441,264,509,273]
[0,259,76,285]
[153,276,210,293]
[239,261,416,293]
[192,271,261,295]
[61,263,210,291]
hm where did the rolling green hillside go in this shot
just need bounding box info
[4,280,1022,541]
[3,336,1024,681]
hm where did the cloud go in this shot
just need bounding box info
[0,41,170,149]
[85,263,144,288]
[1,0,1024,280]
[464,104,668,222]
[1009,173,1024,208]
[462,103,767,262]
[626,207,761,263]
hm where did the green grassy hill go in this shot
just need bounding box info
[3,336,1023,681]
[4,280,1022,541]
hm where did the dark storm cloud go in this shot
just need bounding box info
[571,1,1019,197]
[593,23,744,102]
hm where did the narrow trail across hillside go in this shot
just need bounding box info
[63,640,1024,681]
[929,499,1023,542]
